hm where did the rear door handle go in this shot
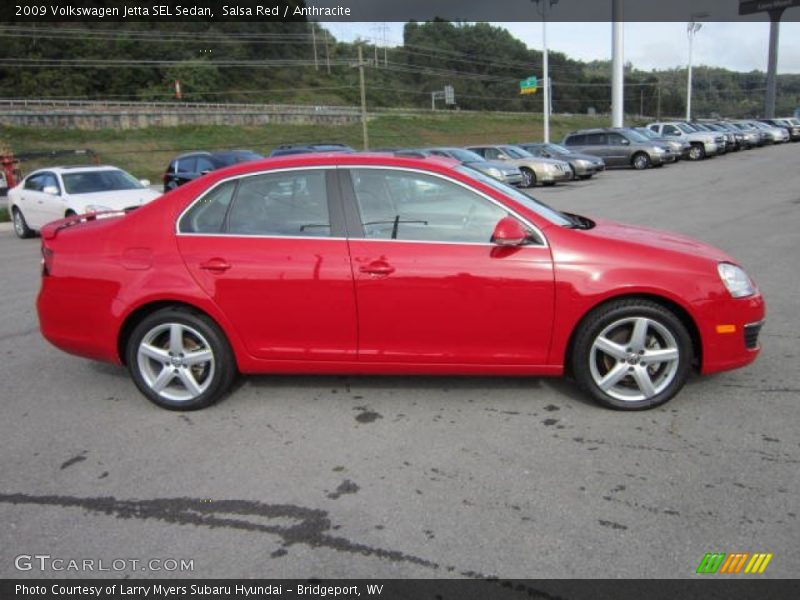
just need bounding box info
[359,261,395,276]
[199,258,231,273]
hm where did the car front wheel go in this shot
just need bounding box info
[688,144,706,160]
[631,152,650,170]
[570,299,693,410]
[126,307,236,410]
[12,207,34,239]
[520,167,536,188]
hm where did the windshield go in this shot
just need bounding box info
[62,169,143,194]
[456,166,572,227]
[442,148,485,162]
[503,146,533,159]
[790,119,800,126]
[634,128,658,139]
[677,123,696,133]
[622,129,650,143]
[544,143,569,153]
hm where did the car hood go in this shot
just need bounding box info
[66,188,161,209]
[586,217,734,263]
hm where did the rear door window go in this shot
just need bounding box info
[564,134,586,145]
[585,133,606,145]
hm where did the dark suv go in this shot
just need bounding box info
[562,128,673,169]
[162,150,263,192]
[269,143,355,157]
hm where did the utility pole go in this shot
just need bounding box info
[640,87,644,117]
[764,9,784,118]
[611,0,624,128]
[686,14,707,120]
[324,29,331,75]
[357,45,369,151]
[656,82,662,120]
[311,24,318,70]
[533,0,556,143]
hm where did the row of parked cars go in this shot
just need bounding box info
[8,116,798,240]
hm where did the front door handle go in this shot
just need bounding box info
[359,261,395,276]
[199,258,231,273]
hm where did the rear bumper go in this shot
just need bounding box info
[37,277,122,365]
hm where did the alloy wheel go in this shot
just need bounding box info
[136,322,215,403]
[588,316,680,403]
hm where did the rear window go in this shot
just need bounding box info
[564,134,586,145]
[62,170,143,194]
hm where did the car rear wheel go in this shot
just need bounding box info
[570,299,692,410]
[126,307,236,411]
[688,144,706,160]
[12,207,34,239]
[520,167,536,188]
[631,152,650,170]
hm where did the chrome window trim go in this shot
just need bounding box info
[175,163,549,248]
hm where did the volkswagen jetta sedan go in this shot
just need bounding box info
[36,154,765,411]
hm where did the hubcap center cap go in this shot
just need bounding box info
[626,354,641,365]
[170,356,183,367]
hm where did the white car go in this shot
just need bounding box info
[9,165,160,238]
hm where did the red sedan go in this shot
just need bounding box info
[36,154,765,411]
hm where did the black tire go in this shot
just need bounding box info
[631,152,650,170]
[688,144,706,160]
[569,299,693,411]
[126,307,236,411]
[65,209,77,218]
[520,167,536,188]
[568,164,577,180]
[579,174,593,180]
[12,207,34,239]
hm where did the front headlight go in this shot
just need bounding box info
[718,263,755,298]
[84,204,113,213]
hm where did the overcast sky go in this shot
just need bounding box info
[324,21,800,74]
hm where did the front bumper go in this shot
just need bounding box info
[502,172,524,186]
[699,292,766,375]
[540,168,572,183]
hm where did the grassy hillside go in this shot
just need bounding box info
[1,112,608,182]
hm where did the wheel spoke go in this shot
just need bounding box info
[629,318,649,352]
[151,366,176,392]
[183,349,212,366]
[169,324,184,354]
[632,365,657,398]
[597,363,629,391]
[176,368,202,397]
[594,336,628,360]
[139,343,170,363]
[644,347,679,363]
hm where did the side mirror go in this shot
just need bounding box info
[139,179,150,187]
[491,216,529,247]
[43,185,60,196]
[497,155,509,161]
[200,170,212,175]
[621,138,630,145]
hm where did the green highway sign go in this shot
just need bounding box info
[520,76,538,95]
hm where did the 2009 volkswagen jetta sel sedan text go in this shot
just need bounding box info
[36,154,765,411]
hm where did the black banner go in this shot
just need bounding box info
[3,0,800,23]
[2,580,800,600]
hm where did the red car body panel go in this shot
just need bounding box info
[36,153,764,382]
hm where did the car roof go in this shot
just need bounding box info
[177,153,461,183]
[29,165,121,175]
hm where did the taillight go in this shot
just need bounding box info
[41,246,54,276]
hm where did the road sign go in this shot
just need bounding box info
[444,85,455,105]
[520,76,538,95]
[739,0,800,15]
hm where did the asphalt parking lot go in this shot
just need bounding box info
[1,143,798,580]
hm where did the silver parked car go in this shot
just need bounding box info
[516,142,605,179]
[421,147,524,186]
[465,144,572,187]
[632,127,691,160]
[562,128,673,169]
[647,121,721,160]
